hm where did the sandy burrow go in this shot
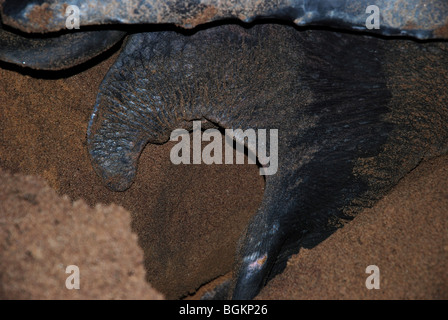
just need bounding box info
[1,154,447,300]
[257,154,448,300]
[0,168,164,300]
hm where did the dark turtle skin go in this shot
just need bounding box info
[2,0,447,39]
[86,23,448,299]
[0,22,125,70]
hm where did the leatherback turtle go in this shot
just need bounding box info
[1,0,447,299]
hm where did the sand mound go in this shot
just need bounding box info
[0,168,164,299]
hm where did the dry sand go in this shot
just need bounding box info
[0,168,163,299]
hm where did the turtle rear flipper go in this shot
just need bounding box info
[0,23,125,70]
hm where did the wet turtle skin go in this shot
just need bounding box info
[0,22,126,70]
[86,23,448,299]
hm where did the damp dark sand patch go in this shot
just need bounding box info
[256,155,448,300]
